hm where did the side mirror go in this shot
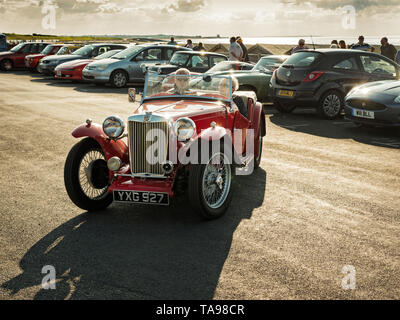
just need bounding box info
[128,88,136,103]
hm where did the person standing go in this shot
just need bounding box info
[184,39,193,49]
[349,36,372,51]
[380,37,397,61]
[229,36,243,61]
[167,37,177,46]
[193,42,205,51]
[291,39,308,54]
[236,36,249,62]
[338,40,347,49]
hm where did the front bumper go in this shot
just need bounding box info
[55,69,82,80]
[344,104,400,127]
[82,69,111,83]
[271,84,318,107]
[39,63,57,74]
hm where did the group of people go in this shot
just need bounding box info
[229,36,250,62]
[167,37,206,51]
[291,36,400,63]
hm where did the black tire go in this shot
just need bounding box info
[317,90,344,119]
[110,70,128,88]
[64,138,113,211]
[254,117,264,170]
[1,59,13,71]
[188,145,234,220]
[274,100,296,113]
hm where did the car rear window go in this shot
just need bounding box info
[282,51,321,68]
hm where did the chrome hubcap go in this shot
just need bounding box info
[202,152,231,209]
[79,150,109,200]
[4,61,12,70]
[323,94,341,117]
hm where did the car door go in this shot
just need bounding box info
[331,56,369,94]
[359,54,399,82]
[129,47,163,81]
[14,43,32,67]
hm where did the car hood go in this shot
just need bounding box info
[350,80,400,97]
[56,59,93,69]
[87,58,118,67]
[42,54,84,62]
[137,99,225,120]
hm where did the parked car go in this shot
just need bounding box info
[82,44,191,88]
[39,43,128,75]
[24,44,64,72]
[270,49,400,119]
[344,80,400,127]
[54,49,123,81]
[64,73,266,220]
[147,51,228,75]
[205,55,288,102]
[0,42,51,71]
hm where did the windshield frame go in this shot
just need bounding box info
[40,45,54,55]
[10,43,26,52]
[111,45,144,60]
[141,71,233,105]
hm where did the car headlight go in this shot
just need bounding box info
[94,64,108,71]
[394,95,400,104]
[103,116,125,139]
[174,118,196,142]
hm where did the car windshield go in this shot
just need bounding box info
[254,57,286,71]
[143,72,233,102]
[282,51,321,68]
[41,45,54,55]
[94,49,122,60]
[10,43,26,52]
[72,45,94,56]
[170,53,190,67]
[111,45,143,60]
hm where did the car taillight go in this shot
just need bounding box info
[303,71,324,82]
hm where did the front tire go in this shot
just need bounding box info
[64,138,113,211]
[318,90,343,119]
[188,149,234,220]
[1,59,13,71]
[110,70,128,88]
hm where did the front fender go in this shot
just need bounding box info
[72,122,129,163]
[250,101,266,136]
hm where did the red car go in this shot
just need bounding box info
[64,72,266,219]
[24,44,64,72]
[0,42,51,71]
[54,49,122,81]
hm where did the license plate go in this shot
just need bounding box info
[113,190,169,205]
[352,108,374,119]
[57,71,61,76]
[278,89,294,97]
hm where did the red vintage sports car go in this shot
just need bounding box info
[24,44,64,72]
[0,42,51,71]
[64,72,266,219]
[54,49,122,81]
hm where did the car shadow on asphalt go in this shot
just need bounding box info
[267,108,400,149]
[1,169,267,300]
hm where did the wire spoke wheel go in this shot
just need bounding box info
[78,149,109,200]
[201,152,231,209]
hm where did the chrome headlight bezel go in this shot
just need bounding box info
[174,117,196,142]
[103,115,125,139]
[94,64,108,71]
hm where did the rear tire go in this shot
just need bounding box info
[64,138,113,211]
[274,100,296,113]
[318,90,343,119]
[1,59,13,71]
[110,70,128,88]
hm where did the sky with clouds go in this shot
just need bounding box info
[0,0,399,37]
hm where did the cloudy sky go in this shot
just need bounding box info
[0,0,399,37]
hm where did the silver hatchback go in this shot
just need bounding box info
[82,44,191,87]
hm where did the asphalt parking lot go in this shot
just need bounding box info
[0,71,399,300]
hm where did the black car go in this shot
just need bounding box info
[147,51,228,75]
[39,43,128,75]
[344,80,400,127]
[270,49,400,119]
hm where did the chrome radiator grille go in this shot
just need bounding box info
[128,116,168,176]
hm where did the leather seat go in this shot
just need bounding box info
[232,91,257,115]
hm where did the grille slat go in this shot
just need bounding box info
[128,117,168,176]
[347,99,387,111]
